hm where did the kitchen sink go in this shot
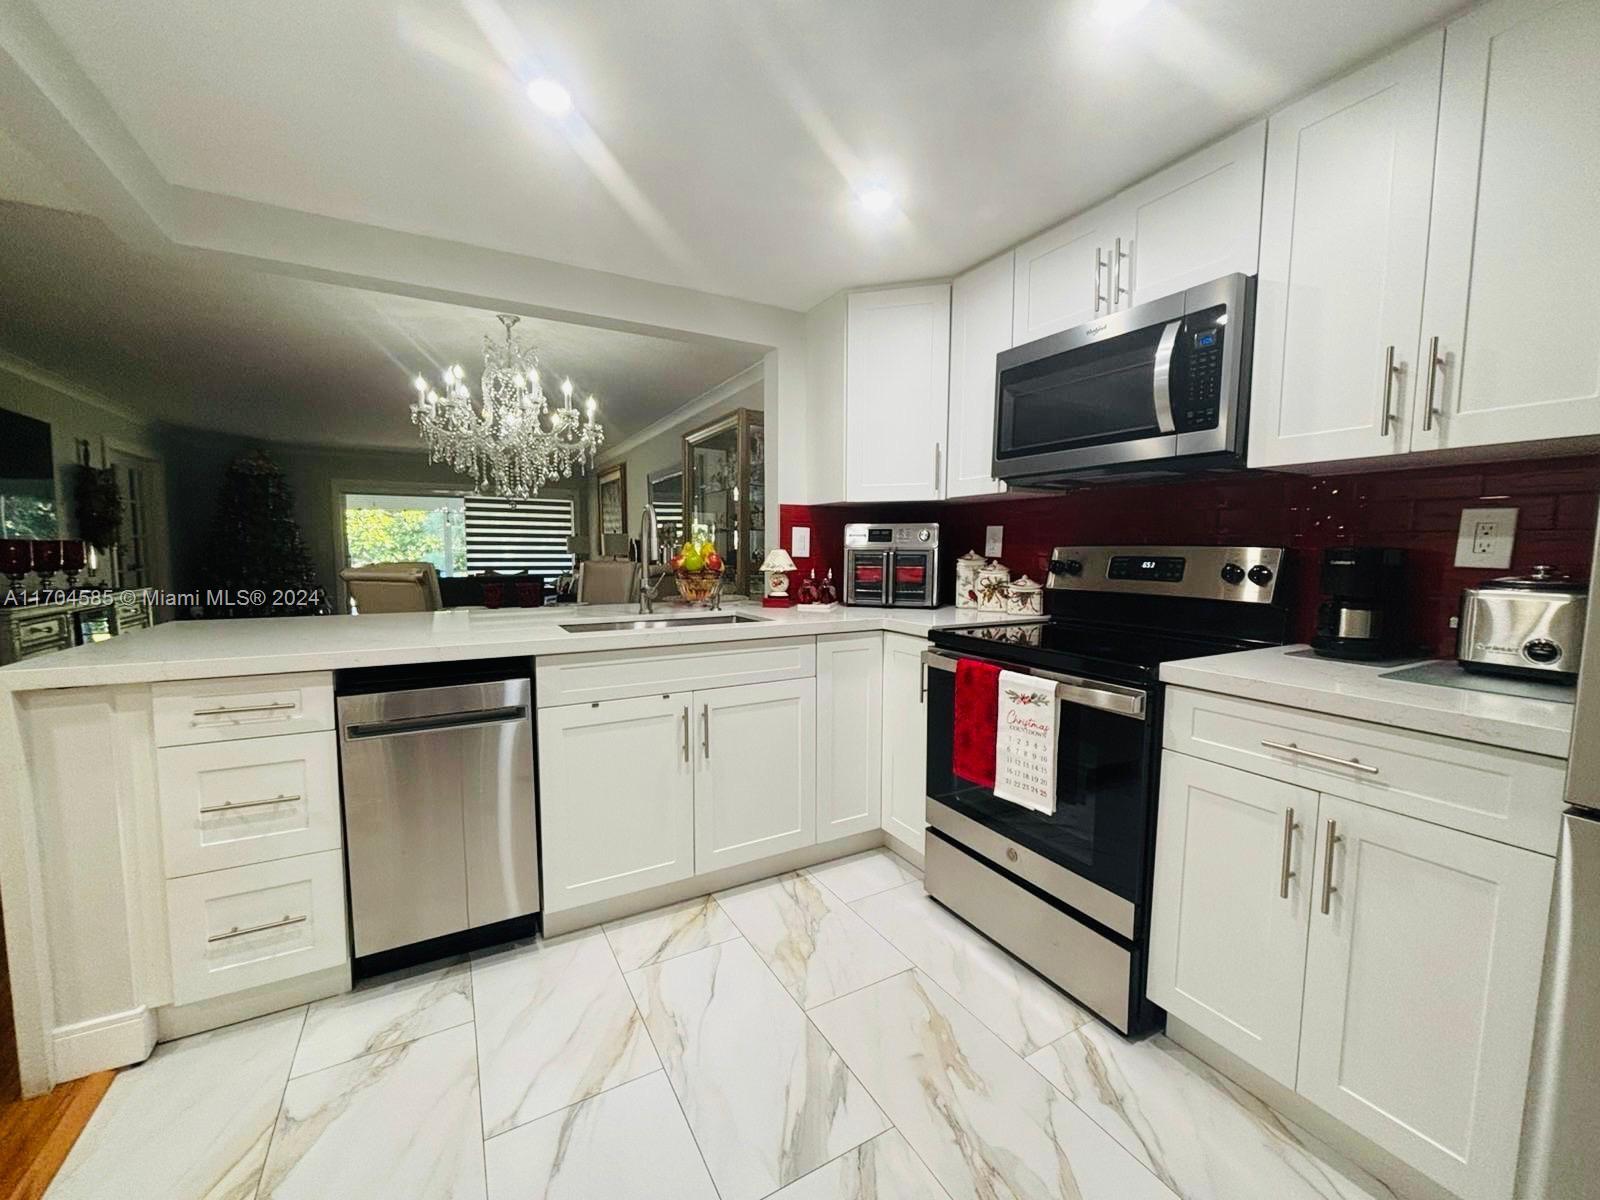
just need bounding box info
[560,614,768,633]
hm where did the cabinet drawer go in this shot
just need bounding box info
[166,850,347,1005]
[16,613,72,648]
[1164,688,1565,854]
[536,637,815,707]
[152,672,334,746]
[157,732,341,877]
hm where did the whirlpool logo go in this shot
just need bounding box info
[1084,323,1108,337]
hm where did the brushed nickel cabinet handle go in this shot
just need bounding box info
[1319,819,1342,916]
[198,793,301,815]
[207,914,306,943]
[1422,335,1441,432]
[1379,345,1397,437]
[1113,236,1130,305]
[1279,807,1299,900]
[932,443,942,492]
[701,704,710,759]
[192,701,296,718]
[1261,739,1379,775]
[681,706,690,764]
[1093,248,1107,314]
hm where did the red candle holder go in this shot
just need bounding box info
[32,539,63,580]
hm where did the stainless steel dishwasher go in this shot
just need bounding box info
[337,673,538,959]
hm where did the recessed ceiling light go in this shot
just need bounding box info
[1093,0,1153,26]
[858,185,895,215]
[526,77,573,116]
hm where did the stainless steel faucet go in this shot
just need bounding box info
[638,502,669,613]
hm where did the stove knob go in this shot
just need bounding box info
[1050,558,1083,577]
[1247,564,1275,587]
[918,529,931,542]
[1220,563,1246,586]
[1523,638,1562,664]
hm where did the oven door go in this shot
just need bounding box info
[920,648,1155,938]
[845,550,889,606]
[889,550,935,607]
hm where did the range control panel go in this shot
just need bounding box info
[1047,545,1286,605]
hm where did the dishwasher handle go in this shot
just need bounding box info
[343,704,529,741]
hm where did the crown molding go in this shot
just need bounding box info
[598,362,764,465]
[0,347,144,423]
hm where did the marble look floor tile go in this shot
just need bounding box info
[803,849,923,903]
[714,871,910,1009]
[472,930,657,1138]
[1026,1027,1396,1200]
[627,939,889,1200]
[812,970,1179,1200]
[483,1072,716,1200]
[768,1130,952,1200]
[602,894,741,972]
[47,1006,305,1200]
[292,959,472,1078]
[852,881,1093,1056]
[258,1024,484,1200]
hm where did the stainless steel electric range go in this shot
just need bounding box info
[923,544,1291,1034]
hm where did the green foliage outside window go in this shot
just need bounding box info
[344,505,466,577]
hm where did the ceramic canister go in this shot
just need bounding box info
[955,550,987,608]
[976,561,1011,612]
[1005,574,1043,615]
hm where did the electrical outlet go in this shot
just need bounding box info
[1454,507,1518,569]
[791,526,810,558]
[985,525,1004,557]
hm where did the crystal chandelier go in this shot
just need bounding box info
[409,314,605,499]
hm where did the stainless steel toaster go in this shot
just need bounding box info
[1458,566,1587,682]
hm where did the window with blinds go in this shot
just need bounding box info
[464,495,576,575]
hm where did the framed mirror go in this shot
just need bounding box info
[596,463,627,557]
[646,465,684,550]
[682,408,763,596]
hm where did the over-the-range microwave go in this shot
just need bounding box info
[992,273,1255,485]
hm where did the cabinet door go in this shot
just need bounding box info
[1119,120,1266,308]
[1414,0,1600,451]
[880,633,929,859]
[816,633,883,842]
[1298,795,1554,1200]
[1147,753,1316,1087]
[694,678,816,873]
[946,251,1013,498]
[1249,35,1442,468]
[1011,200,1121,344]
[845,285,951,501]
[537,693,695,913]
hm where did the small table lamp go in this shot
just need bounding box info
[759,548,798,608]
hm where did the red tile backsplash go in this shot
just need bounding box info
[781,454,1599,657]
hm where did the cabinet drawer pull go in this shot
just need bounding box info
[1279,807,1299,899]
[1319,819,1343,916]
[207,913,306,943]
[192,701,297,718]
[1379,344,1398,436]
[1422,335,1442,431]
[198,793,301,815]
[1261,739,1379,775]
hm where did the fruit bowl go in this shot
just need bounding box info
[669,537,725,605]
[674,568,723,605]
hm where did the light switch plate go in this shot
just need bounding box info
[791,526,810,558]
[985,525,1004,557]
[1454,507,1518,569]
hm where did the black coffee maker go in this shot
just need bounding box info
[1311,546,1408,660]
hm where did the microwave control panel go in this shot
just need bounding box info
[1173,304,1228,433]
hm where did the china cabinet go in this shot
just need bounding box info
[682,407,764,595]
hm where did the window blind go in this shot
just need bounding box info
[464,495,575,575]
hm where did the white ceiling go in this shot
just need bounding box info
[0,200,764,449]
[27,0,1463,311]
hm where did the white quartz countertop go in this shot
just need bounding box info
[1161,645,1576,758]
[0,601,1039,692]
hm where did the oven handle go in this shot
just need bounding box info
[920,649,1147,720]
[1151,319,1182,435]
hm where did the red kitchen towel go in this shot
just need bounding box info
[953,658,1001,788]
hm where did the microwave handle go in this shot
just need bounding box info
[1151,319,1182,434]
[920,649,1147,720]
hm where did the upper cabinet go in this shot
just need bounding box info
[946,251,1014,498]
[1011,199,1124,344]
[1413,0,1600,452]
[844,285,951,502]
[1253,0,1600,468]
[1250,34,1444,468]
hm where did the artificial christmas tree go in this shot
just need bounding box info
[198,450,328,617]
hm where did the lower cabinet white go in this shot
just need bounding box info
[881,633,929,857]
[165,849,347,1005]
[1150,737,1556,1200]
[537,692,697,913]
[694,678,817,873]
[815,633,883,842]
[1148,754,1315,1088]
[1297,794,1553,1200]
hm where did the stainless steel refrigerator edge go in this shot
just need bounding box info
[1516,519,1599,1199]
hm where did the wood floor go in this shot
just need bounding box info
[0,1071,115,1200]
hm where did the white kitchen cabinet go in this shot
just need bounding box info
[845,285,951,501]
[1011,199,1123,344]
[880,633,929,859]
[537,692,696,913]
[694,677,817,873]
[1148,753,1315,1088]
[1118,120,1265,308]
[945,251,1013,498]
[1249,35,1443,468]
[1297,794,1554,1200]
[815,633,883,842]
[1412,0,1600,452]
